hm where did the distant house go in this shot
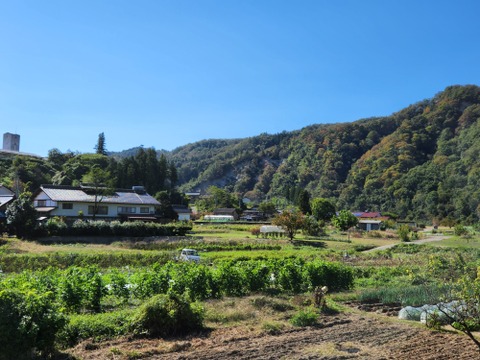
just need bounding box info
[240,209,265,221]
[358,220,382,231]
[33,184,160,221]
[172,205,192,221]
[213,208,239,220]
[0,185,15,220]
[354,211,383,219]
[184,191,201,201]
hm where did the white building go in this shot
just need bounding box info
[33,184,160,221]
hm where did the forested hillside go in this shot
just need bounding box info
[2,85,480,223]
[166,85,480,222]
[0,148,181,206]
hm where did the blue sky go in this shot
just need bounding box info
[1,1,480,156]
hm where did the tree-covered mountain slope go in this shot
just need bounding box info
[164,85,480,222]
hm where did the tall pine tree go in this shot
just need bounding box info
[95,132,107,155]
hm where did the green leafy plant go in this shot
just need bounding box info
[397,224,411,242]
[130,293,204,337]
[290,307,318,327]
[0,289,65,360]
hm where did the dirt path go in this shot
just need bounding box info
[364,234,451,253]
[71,312,479,359]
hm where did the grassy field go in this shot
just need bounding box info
[426,235,480,248]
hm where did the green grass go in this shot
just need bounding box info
[426,235,480,248]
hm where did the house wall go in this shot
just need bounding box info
[49,202,156,218]
[177,213,191,221]
[358,222,381,231]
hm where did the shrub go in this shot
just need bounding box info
[454,224,468,236]
[0,289,66,360]
[290,307,318,327]
[130,293,204,337]
[276,258,305,293]
[44,217,69,236]
[397,224,411,242]
[58,266,106,313]
[58,309,133,347]
[262,321,284,335]
[302,216,325,237]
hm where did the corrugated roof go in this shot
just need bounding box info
[40,185,160,206]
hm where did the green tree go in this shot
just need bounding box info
[297,189,311,214]
[201,186,237,211]
[310,198,336,222]
[449,270,480,351]
[168,161,178,190]
[302,215,324,236]
[5,191,37,239]
[258,201,277,217]
[94,132,107,155]
[272,208,305,241]
[155,190,178,220]
[332,210,358,231]
[82,165,114,220]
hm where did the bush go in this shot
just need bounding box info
[290,307,318,326]
[0,289,66,360]
[397,224,411,242]
[251,227,261,237]
[130,293,204,337]
[69,220,192,237]
[58,309,133,347]
[44,217,69,236]
[454,224,468,236]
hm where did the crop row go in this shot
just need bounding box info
[0,257,354,314]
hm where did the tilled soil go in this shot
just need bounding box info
[70,312,480,360]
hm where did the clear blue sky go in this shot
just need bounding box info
[1,0,480,157]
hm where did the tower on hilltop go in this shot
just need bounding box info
[3,133,20,152]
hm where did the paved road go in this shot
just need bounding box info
[364,234,451,252]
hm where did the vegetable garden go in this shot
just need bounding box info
[0,223,479,359]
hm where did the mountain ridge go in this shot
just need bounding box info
[108,84,480,222]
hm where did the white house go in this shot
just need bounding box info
[33,184,160,221]
[172,205,192,221]
[358,219,382,231]
[0,185,15,219]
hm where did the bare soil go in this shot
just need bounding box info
[69,311,479,360]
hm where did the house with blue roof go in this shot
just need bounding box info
[33,184,160,221]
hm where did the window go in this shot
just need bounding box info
[140,207,150,214]
[37,200,47,207]
[118,206,136,214]
[62,203,73,210]
[88,205,108,215]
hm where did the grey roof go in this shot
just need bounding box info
[0,196,14,208]
[172,205,192,214]
[40,185,160,206]
[0,185,14,208]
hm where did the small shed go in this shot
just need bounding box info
[358,220,382,231]
[213,208,239,220]
[172,205,192,221]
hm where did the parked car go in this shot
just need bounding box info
[179,248,200,263]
